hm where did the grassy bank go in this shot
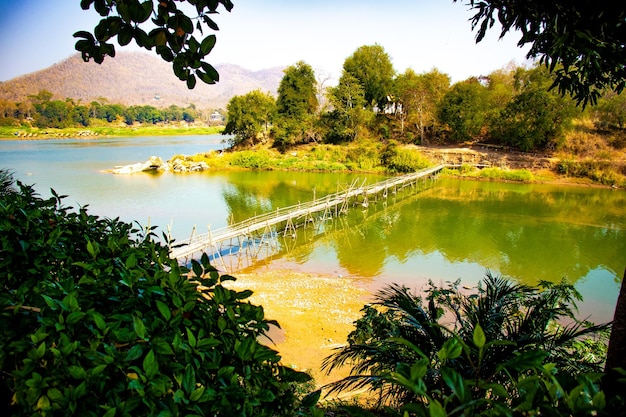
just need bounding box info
[0,124,223,139]
[173,142,434,174]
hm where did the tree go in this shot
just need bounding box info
[596,91,626,130]
[343,44,395,110]
[223,90,276,148]
[437,78,488,143]
[489,65,578,151]
[273,61,318,149]
[456,0,626,106]
[75,0,233,88]
[394,68,450,144]
[323,71,369,143]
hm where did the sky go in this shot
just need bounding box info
[0,0,533,83]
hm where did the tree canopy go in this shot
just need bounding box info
[457,0,626,106]
[343,44,395,110]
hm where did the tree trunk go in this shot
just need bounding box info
[603,267,626,396]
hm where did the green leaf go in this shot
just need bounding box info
[92,312,106,330]
[126,344,143,361]
[36,395,51,411]
[473,323,486,350]
[143,349,159,378]
[69,366,87,379]
[190,385,205,402]
[86,239,98,257]
[91,364,107,376]
[35,342,46,359]
[182,365,196,393]
[66,311,86,325]
[152,338,174,355]
[47,388,63,401]
[300,389,321,408]
[441,367,467,402]
[191,260,203,278]
[187,328,197,348]
[429,399,446,417]
[201,62,219,82]
[102,407,117,417]
[125,252,137,268]
[200,35,216,55]
[438,338,462,361]
[40,294,59,310]
[133,315,146,339]
[186,74,197,89]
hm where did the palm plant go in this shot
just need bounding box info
[322,272,610,406]
[0,169,15,197]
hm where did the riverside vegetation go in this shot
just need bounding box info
[2,56,625,187]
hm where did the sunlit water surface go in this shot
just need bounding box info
[1,135,624,323]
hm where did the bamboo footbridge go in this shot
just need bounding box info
[170,164,447,269]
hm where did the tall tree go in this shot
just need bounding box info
[223,90,275,148]
[394,68,450,144]
[343,44,395,110]
[456,0,626,105]
[489,65,578,151]
[274,61,318,149]
[324,71,369,143]
[438,78,489,143]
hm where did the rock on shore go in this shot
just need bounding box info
[109,156,209,174]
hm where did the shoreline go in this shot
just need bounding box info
[2,128,624,189]
[223,269,373,388]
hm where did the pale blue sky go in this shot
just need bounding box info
[0,0,532,82]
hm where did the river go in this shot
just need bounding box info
[1,134,624,323]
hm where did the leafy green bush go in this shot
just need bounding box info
[385,148,432,173]
[229,149,274,169]
[323,273,611,409]
[0,178,310,416]
[374,327,613,416]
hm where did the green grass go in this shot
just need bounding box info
[0,125,223,139]
[442,165,535,182]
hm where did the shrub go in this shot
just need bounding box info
[0,178,310,416]
[229,149,274,169]
[386,148,432,173]
[323,273,611,408]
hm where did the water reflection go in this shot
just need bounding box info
[245,178,625,322]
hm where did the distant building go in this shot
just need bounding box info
[209,111,223,122]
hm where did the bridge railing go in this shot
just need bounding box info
[170,164,446,257]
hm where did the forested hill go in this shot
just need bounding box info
[0,52,284,109]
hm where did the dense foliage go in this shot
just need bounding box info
[323,274,620,415]
[343,45,395,111]
[0,174,312,416]
[0,90,208,128]
[75,0,233,88]
[456,0,626,106]
[273,62,319,149]
[223,90,275,147]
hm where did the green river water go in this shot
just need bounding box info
[1,135,624,323]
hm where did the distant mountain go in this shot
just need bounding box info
[0,52,284,109]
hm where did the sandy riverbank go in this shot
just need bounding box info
[223,269,373,387]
